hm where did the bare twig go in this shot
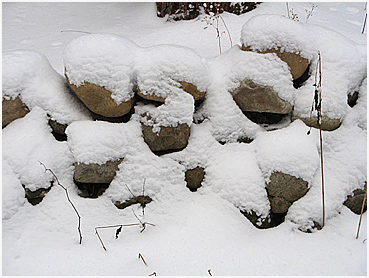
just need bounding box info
[125,183,136,198]
[362,13,367,34]
[138,253,148,266]
[286,2,290,19]
[39,161,83,244]
[356,187,367,239]
[148,272,157,276]
[132,208,156,233]
[208,269,213,276]
[61,29,91,34]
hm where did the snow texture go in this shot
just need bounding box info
[2,50,91,125]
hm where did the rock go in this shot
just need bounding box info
[2,96,30,128]
[292,116,341,131]
[141,122,190,154]
[48,119,68,141]
[74,158,123,198]
[115,195,153,210]
[23,185,52,205]
[185,166,205,192]
[267,171,309,214]
[344,186,367,215]
[242,45,310,80]
[347,91,359,108]
[231,79,292,114]
[241,210,286,229]
[137,81,206,103]
[66,76,135,118]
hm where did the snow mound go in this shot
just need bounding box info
[2,50,91,124]
[66,118,144,164]
[63,33,140,104]
[136,44,210,100]
[2,107,74,191]
[2,159,26,220]
[241,14,366,120]
[255,120,320,184]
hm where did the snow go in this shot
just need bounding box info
[241,14,367,120]
[2,2,367,276]
[2,50,91,125]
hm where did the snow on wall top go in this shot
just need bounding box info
[136,44,210,99]
[63,34,139,104]
[2,50,91,124]
[241,14,366,119]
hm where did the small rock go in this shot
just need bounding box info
[292,116,341,131]
[241,210,286,229]
[66,76,135,118]
[141,122,190,154]
[185,166,205,192]
[242,45,310,80]
[344,186,367,215]
[74,159,123,198]
[347,91,359,108]
[115,195,153,210]
[267,171,309,214]
[2,96,30,128]
[48,119,68,141]
[23,185,52,205]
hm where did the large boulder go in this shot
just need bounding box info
[66,77,135,118]
[267,171,309,214]
[74,158,123,198]
[292,116,341,131]
[141,122,190,154]
[241,45,309,81]
[2,96,29,128]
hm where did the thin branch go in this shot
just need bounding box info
[138,253,148,266]
[61,29,91,34]
[95,228,107,251]
[208,269,213,276]
[356,187,367,239]
[125,183,136,198]
[39,161,83,244]
[362,13,367,34]
[219,15,233,47]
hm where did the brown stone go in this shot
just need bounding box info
[137,81,205,103]
[231,79,292,114]
[292,116,341,131]
[66,75,134,118]
[115,195,153,210]
[24,186,52,205]
[185,166,205,192]
[242,45,309,80]
[141,122,190,153]
[344,185,367,215]
[2,96,29,128]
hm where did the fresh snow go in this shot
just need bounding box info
[2,2,367,276]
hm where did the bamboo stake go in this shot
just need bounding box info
[356,188,367,239]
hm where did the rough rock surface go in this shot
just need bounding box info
[267,171,309,214]
[242,45,310,80]
[66,77,135,118]
[74,159,123,184]
[292,116,341,131]
[2,96,30,128]
[231,79,292,124]
[141,122,190,154]
[344,186,367,214]
[185,166,205,192]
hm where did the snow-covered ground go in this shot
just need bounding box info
[2,2,367,276]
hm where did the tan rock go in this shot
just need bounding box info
[292,116,341,131]
[2,96,29,128]
[231,79,292,114]
[137,81,206,103]
[242,45,309,80]
[66,75,134,118]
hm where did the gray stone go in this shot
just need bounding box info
[344,185,367,215]
[2,96,29,128]
[141,122,190,153]
[231,79,292,115]
[267,171,309,214]
[292,116,341,131]
[185,166,205,192]
[74,158,123,184]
